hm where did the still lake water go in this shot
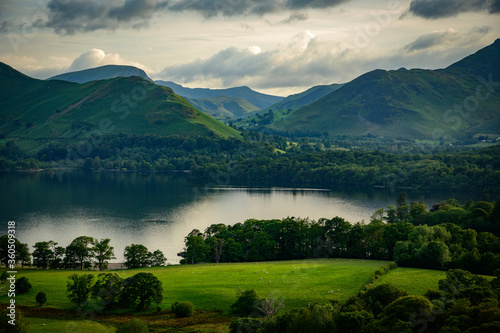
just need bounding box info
[0,171,482,263]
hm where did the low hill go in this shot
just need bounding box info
[48,64,153,83]
[271,39,500,140]
[156,80,284,109]
[0,63,241,151]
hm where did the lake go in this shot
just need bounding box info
[0,171,482,263]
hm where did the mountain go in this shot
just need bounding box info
[48,65,153,83]
[0,63,241,151]
[186,96,260,119]
[266,83,344,112]
[155,80,283,110]
[271,39,500,140]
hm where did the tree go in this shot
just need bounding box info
[124,244,150,268]
[120,273,163,311]
[36,292,47,306]
[0,309,29,333]
[255,293,285,318]
[230,289,259,317]
[396,192,410,222]
[0,235,24,267]
[91,273,124,309]
[92,238,115,271]
[66,236,95,270]
[149,249,167,267]
[182,230,208,264]
[16,277,32,294]
[50,243,65,269]
[376,295,433,332]
[67,274,95,307]
[32,241,54,269]
[17,243,31,267]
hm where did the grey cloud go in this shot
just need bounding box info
[168,0,349,17]
[409,0,500,19]
[404,27,492,53]
[42,0,169,35]
[287,0,349,10]
[279,12,309,24]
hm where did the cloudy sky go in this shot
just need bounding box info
[0,0,499,96]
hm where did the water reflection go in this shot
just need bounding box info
[0,172,484,263]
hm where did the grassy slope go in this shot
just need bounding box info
[0,63,241,152]
[1,259,442,312]
[271,39,500,139]
[1,259,451,332]
[187,96,260,119]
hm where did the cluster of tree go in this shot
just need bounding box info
[180,196,500,275]
[230,269,500,333]
[1,133,499,192]
[0,235,166,270]
[66,272,163,311]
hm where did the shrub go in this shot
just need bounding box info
[116,319,148,333]
[172,301,195,318]
[231,289,259,316]
[0,271,8,282]
[0,309,29,332]
[16,277,32,294]
[229,318,262,333]
[36,292,47,306]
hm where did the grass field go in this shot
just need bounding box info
[373,267,444,294]
[1,259,393,312]
[1,259,448,332]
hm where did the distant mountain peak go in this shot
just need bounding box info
[48,65,153,83]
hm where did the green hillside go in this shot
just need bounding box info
[47,65,153,83]
[267,83,344,112]
[0,63,241,151]
[0,259,448,332]
[271,39,500,140]
[186,95,260,119]
[155,80,284,109]
[0,259,394,311]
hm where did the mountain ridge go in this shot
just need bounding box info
[270,38,500,139]
[0,63,241,151]
[48,65,153,83]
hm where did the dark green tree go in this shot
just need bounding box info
[66,236,95,270]
[16,277,32,294]
[66,274,95,307]
[91,273,124,309]
[92,238,115,271]
[32,241,54,269]
[35,292,47,306]
[120,273,163,311]
[123,244,150,268]
[0,309,29,333]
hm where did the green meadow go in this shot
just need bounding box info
[1,259,446,332]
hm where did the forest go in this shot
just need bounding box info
[1,133,499,192]
[180,194,500,276]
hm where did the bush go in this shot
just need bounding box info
[35,292,47,306]
[231,289,259,317]
[229,318,262,333]
[0,309,29,332]
[0,271,8,282]
[171,301,195,318]
[16,277,32,294]
[116,318,148,333]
